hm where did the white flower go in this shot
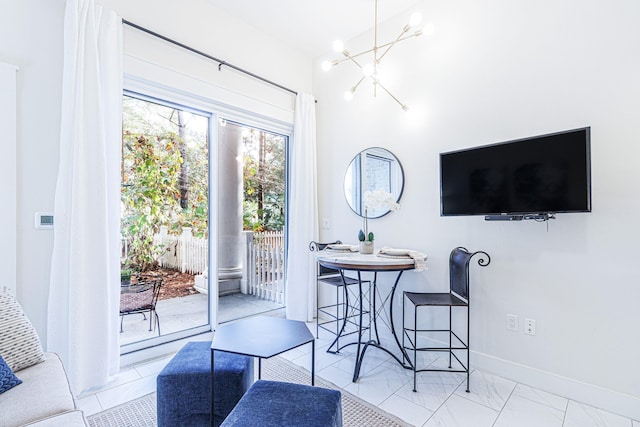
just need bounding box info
[364,189,400,211]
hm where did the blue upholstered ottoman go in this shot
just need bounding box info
[157,341,254,427]
[220,380,342,427]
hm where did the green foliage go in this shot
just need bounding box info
[170,132,209,237]
[123,96,209,239]
[120,269,133,282]
[122,96,210,272]
[122,132,182,271]
[242,128,286,231]
[357,230,375,241]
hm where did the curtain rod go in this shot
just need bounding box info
[122,20,298,96]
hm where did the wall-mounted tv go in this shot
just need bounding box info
[440,127,591,220]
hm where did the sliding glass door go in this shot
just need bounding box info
[119,88,290,352]
[120,93,211,351]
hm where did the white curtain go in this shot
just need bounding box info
[48,0,122,394]
[285,93,319,322]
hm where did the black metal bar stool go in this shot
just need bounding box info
[310,240,371,354]
[402,247,490,392]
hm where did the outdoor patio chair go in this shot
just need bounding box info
[120,279,163,336]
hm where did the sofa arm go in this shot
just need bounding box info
[0,353,82,427]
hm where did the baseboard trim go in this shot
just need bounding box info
[472,351,640,421]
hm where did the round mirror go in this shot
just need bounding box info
[344,147,405,218]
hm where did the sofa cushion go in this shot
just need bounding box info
[0,287,45,372]
[0,355,22,395]
[0,353,76,427]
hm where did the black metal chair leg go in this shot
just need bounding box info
[333,285,340,349]
[448,306,452,369]
[402,294,406,365]
[413,306,418,392]
[155,310,161,336]
[316,279,320,339]
[466,305,470,392]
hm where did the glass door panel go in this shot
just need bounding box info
[216,120,287,324]
[120,93,210,350]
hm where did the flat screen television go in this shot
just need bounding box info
[440,127,591,219]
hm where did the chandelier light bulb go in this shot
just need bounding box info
[344,89,355,101]
[409,12,423,28]
[321,60,333,71]
[362,63,374,77]
[332,40,344,53]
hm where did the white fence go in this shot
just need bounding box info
[152,227,285,302]
[246,231,285,303]
[155,226,207,275]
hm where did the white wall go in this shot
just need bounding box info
[0,0,66,338]
[0,62,19,294]
[0,0,312,348]
[313,0,640,419]
[107,0,311,121]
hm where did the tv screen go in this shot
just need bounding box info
[440,127,591,217]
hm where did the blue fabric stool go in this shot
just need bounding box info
[220,380,342,427]
[157,341,254,427]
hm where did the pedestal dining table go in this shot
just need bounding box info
[315,251,418,382]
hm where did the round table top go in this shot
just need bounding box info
[315,251,417,271]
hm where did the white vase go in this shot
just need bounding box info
[359,241,374,254]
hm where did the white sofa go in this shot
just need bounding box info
[0,287,87,426]
[0,352,87,427]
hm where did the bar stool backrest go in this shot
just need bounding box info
[309,240,342,277]
[450,246,491,302]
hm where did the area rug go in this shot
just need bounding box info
[87,356,409,427]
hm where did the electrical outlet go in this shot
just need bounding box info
[506,314,518,332]
[524,318,536,335]
[321,218,331,229]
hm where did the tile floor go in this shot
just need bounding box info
[78,320,639,427]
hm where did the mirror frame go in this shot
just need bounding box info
[343,147,405,218]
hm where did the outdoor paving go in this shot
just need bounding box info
[119,292,284,346]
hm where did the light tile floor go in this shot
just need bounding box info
[78,320,640,427]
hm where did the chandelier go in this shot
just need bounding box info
[321,0,431,111]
